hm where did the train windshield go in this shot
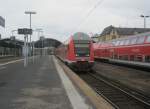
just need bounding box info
[74,43,90,57]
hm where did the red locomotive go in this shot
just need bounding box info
[94,32,150,68]
[56,32,94,71]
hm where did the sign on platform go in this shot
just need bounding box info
[18,28,32,35]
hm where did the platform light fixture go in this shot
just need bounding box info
[140,14,150,28]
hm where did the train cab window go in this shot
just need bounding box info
[136,36,145,44]
[130,38,137,45]
[146,36,150,43]
[74,43,90,57]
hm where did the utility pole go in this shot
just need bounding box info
[140,15,150,28]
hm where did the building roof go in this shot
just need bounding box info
[100,25,150,36]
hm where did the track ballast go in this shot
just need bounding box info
[78,71,150,109]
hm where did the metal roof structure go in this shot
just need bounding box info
[34,38,62,48]
[0,38,23,48]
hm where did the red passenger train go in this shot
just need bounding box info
[94,32,150,68]
[56,32,94,71]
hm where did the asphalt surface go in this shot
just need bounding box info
[0,55,73,109]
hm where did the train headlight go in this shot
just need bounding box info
[86,54,89,56]
[76,54,79,56]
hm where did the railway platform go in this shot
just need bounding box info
[0,55,113,109]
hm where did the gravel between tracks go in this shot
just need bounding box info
[93,62,150,96]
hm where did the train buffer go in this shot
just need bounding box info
[0,55,114,109]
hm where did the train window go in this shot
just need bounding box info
[114,54,118,59]
[119,56,123,60]
[136,36,145,44]
[124,40,130,45]
[111,41,115,45]
[146,36,150,42]
[119,40,124,45]
[135,55,143,62]
[115,41,120,46]
[130,38,137,44]
[145,56,150,62]
[130,55,135,61]
[122,55,128,60]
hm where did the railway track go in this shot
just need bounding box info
[78,71,150,109]
[95,59,150,72]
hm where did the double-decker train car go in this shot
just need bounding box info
[56,32,94,71]
[93,42,113,60]
[94,32,150,68]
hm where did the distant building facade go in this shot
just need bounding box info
[99,25,150,41]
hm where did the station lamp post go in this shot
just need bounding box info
[140,15,150,28]
[24,11,36,56]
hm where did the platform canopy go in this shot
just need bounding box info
[34,38,62,48]
[0,38,23,48]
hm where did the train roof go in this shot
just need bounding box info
[72,32,90,40]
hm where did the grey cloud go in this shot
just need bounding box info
[0,0,149,41]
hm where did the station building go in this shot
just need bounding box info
[99,25,150,41]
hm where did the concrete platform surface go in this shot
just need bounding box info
[0,57,22,64]
[0,55,97,109]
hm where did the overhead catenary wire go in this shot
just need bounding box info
[74,0,105,33]
[63,0,105,41]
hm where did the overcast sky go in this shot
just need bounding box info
[0,0,150,42]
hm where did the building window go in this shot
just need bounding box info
[130,38,137,45]
[124,40,130,45]
[112,35,116,39]
[136,36,145,44]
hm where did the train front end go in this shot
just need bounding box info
[71,32,94,71]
